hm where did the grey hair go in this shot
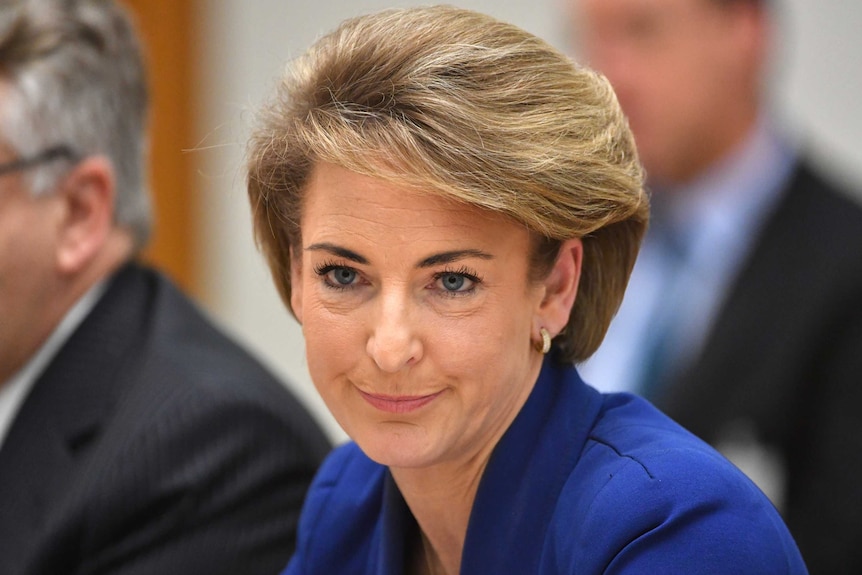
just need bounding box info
[0,0,151,247]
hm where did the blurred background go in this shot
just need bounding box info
[126,0,862,443]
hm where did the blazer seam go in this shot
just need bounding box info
[586,435,655,479]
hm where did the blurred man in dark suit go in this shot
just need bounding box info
[0,1,330,573]
[569,0,862,571]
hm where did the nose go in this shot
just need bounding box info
[366,291,423,373]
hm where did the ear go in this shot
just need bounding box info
[535,238,582,338]
[55,156,116,274]
[289,245,304,323]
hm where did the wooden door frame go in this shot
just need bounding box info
[124,0,198,295]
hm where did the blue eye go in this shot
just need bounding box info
[434,270,480,295]
[439,273,467,291]
[328,267,357,286]
[314,262,361,290]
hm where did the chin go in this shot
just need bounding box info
[352,422,440,469]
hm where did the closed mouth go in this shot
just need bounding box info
[357,389,443,414]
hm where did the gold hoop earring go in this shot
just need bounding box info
[535,327,551,354]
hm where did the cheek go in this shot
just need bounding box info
[301,301,364,381]
[431,297,534,368]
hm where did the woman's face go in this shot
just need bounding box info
[291,162,559,470]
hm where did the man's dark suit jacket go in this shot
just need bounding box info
[0,263,331,575]
[656,162,862,574]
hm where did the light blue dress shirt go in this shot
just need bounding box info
[579,120,796,395]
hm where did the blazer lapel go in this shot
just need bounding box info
[462,358,604,574]
[376,473,416,575]
[662,164,830,441]
[0,264,148,568]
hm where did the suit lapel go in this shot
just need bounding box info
[661,164,827,440]
[0,264,149,567]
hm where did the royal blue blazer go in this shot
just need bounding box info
[284,357,807,574]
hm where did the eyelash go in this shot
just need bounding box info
[312,261,484,296]
[432,266,483,297]
[314,260,359,292]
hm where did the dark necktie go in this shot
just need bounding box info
[637,218,690,400]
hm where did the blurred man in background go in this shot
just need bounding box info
[0,1,330,573]
[570,0,862,571]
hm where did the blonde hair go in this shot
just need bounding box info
[247,6,648,362]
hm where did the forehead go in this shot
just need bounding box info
[300,162,530,256]
[578,0,707,14]
[576,0,715,29]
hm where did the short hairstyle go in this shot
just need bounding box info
[0,0,151,247]
[247,6,648,363]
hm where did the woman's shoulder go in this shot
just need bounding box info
[573,393,772,516]
[585,391,732,474]
[547,393,807,572]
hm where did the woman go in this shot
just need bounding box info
[246,6,806,574]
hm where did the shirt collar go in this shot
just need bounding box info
[652,118,796,255]
[0,279,108,448]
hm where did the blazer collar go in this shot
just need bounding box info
[462,357,603,573]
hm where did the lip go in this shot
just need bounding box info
[358,389,443,414]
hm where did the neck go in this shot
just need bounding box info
[0,230,132,385]
[393,450,492,575]
[417,531,448,575]
[663,103,761,188]
[394,354,544,575]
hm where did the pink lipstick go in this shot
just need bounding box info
[358,389,442,414]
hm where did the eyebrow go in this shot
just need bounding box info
[305,243,493,268]
[306,243,369,264]
[417,249,493,268]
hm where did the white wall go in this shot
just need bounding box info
[773,1,862,189]
[193,1,862,443]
